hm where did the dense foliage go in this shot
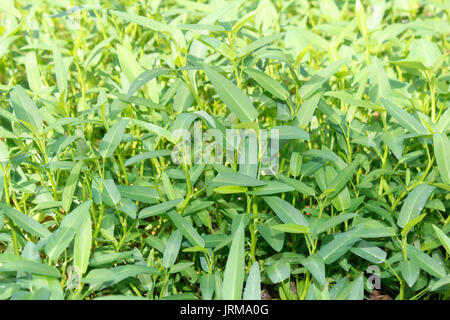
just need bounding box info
[0,0,449,300]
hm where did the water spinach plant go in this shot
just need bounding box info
[0,0,449,300]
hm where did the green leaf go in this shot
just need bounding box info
[0,140,9,164]
[124,150,172,166]
[88,251,133,267]
[138,198,183,219]
[431,224,450,254]
[53,46,68,94]
[117,185,159,204]
[114,93,163,110]
[232,7,261,34]
[24,51,41,93]
[0,168,4,202]
[348,275,364,300]
[112,10,172,33]
[45,201,92,261]
[161,171,176,201]
[144,237,165,253]
[323,159,359,200]
[83,265,160,288]
[121,200,137,220]
[74,214,92,275]
[9,85,43,131]
[243,262,261,300]
[318,232,360,264]
[0,254,60,277]
[213,186,248,194]
[222,222,245,299]
[350,240,387,264]
[98,119,129,158]
[289,152,302,178]
[275,174,316,196]
[244,68,288,100]
[212,171,266,187]
[110,264,161,282]
[266,260,290,284]
[429,275,450,292]
[205,67,258,122]
[116,44,145,84]
[167,210,205,248]
[435,109,450,133]
[303,149,347,169]
[62,161,82,212]
[399,260,420,287]
[173,80,194,112]
[352,220,396,238]
[314,213,357,235]
[272,223,310,234]
[257,219,285,252]
[102,179,121,206]
[380,98,428,135]
[182,245,210,255]
[401,213,427,237]
[298,58,348,100]
[406,244,445,279]
[433,133,450,185]
[163,230,183,269]
[248,180,294,195]
[272,126,310,141]
[132,119,174,143]
[295,91,323,128]
[0,203,51,239]
[369,56,391,103]
[238,33,283,58]
[127,68,171,97]
[200,274,216,300]
[263,196,309,226]
[169,262,194,274]
[408,38,442,68]
[301,253,326,287]
[324,91,380,111]
[381,128,404,160]
[397,184,434,228]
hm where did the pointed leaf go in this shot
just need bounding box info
[127,68,171,97]
[301,254,326,287]
[99,120,129,158]
[0,254,60,277]
[397,184,434,228]
[244,68,288,100]
[205,67,258,122]
[0,204,51,239]
[263,196,309,226]
[399,260,420,287]
[433,133,450,185]
[222,222,245,299]
[10,85,43,131]
[139,198,183,219]
[380,98,427,134]
[62,161,82,212]
[243,262,261,300]
[318,232,360,264]
[431,224,450,254]
[406,244,445,279]
[74,214,92,275]
[45,201,92,261]
[163,230,183,269]
[167,210,205,248]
